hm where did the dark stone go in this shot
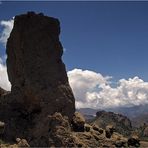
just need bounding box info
[71,112,85,132]
[0,12,75,146]
[128,137,140,147]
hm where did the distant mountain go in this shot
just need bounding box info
[77,108,98,116]
[78,104,148,127]
[106,104,148,127]
[106,104,148,119]
[91,110,132,136]
[131,113,148,127]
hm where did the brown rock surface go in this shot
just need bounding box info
[72,112,85,132]
[6,11,75,118]
[0,12,75,146]
[128,136,140,147]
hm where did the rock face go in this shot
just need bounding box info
[94,110,132,136]
[6,11,75,118]
[72,112,85,132]
[0,12,75,145]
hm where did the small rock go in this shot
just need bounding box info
[128,136,140,147]
[92,124,104,134]
[17,139,30,147]
[105,125,115,138]
[16,138,21,143]
[84,124,91,132]
[72,112,85,132]
[115,140,127,147]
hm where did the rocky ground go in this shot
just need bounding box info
[140,141,148,147]
[0,112,141,147]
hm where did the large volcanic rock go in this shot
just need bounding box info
[6,12,75,117]
[0,12,75,145]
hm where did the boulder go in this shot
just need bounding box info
[92,124,104,134]
[105,125,115,138]
[128,136,140,147]
[16,138,30,147]
[72,112,85,132]
[48,112,77,147]
[114,140,127,147]
[84,123,92,132]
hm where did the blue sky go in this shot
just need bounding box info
[1,1,148,109]
[0,1,148,81]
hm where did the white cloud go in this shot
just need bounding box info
[1,64,148,109]
[0,18,13,91]
[63,48,66,52]
[0,18,14,46]
[0,57,11,91]
[68,69,148,109]
[0,18,147,109]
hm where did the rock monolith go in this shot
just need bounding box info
[0,12,75,146]
[6,12,75,117]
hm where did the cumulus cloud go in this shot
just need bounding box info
[0,57,11,90]
[68,69,148,109]
[0,18,148,109]
[1,64,148,109]
[0,18,14,46]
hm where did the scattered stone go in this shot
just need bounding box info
[72,112,85,132]
[48,112,77,147]
[128,136,140,147]
[16,138,21,143]
[17,139,30,147]
[105,125,115,138]
[114,140,127,147]
[92,124,104,134]
[84,124,91,132]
